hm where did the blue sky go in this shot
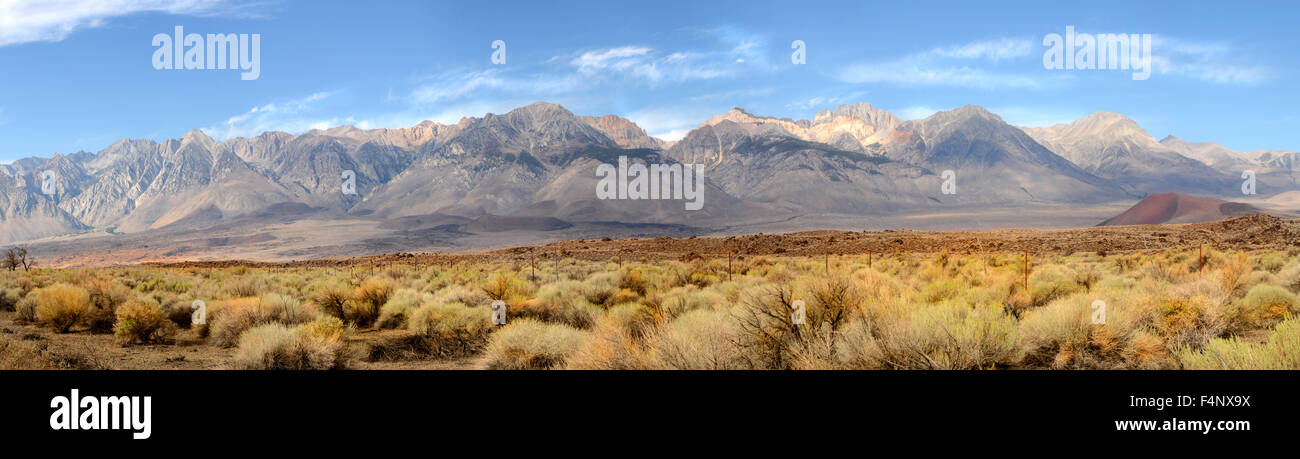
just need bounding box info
[0,0,1295,162]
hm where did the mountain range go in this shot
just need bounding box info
[3,101,1297,253]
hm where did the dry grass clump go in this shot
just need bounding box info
[731,285,803,369]
[1019,295,1171,369]
[1073,266,1102,291]
[132,275,194,295]
[113,297,179,345]
[84,277,132,333]
[653,309,748,369]
[1257,252,1287,273]
[432,284,491,307]
[350,277,394,327]
[206,294,313,347]
[1151,296,1227,351]
[653,285,724,320]
[153,293,196,328]
[566,313,657,370]
[1028,264,1084,308]
[1218,252,1253,295]
[481,318,585,369]
[377,288,428,329]
[728,277,863,369]
[30,283,92,333]
[0,335,58,369]
[308,280,352,320]
[0,334,108,369]
[1227,284,1297,331]
[830,301,1021,370]
[223,275,269,297]
[0,287,21,312]
[14,295,38,322]
[1179,317,1300,369]
[579,272,620,306]
[480,274,518,301]
[231,316,352,370]
[618,269,649,296]
[406,301,494,357]
[516,281,601,328]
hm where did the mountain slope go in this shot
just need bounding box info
[580,114,668,150]
[665,115,936,214]
[1023,112,1234,195]
[881,106,1126,204]
[354,102,623,219]
[3,100,1297,250]
[0,172,88,243]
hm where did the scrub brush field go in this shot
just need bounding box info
[2,242,1298,370]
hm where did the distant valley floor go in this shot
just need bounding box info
[21,201,1300,268]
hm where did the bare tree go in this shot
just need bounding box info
[3,247,18,271]
[5,247,33,271]
[17,247,32,271]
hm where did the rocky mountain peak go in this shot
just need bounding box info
[580,114,665,150]
[813,102,901,132]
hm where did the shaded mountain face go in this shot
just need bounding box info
[352,103,753,225]
[1023,112,1234,195]
[1159,135,1254,170]
[1099,192,1264,226]
[881,106,1127,204]
[354,102,623,219]
[0,118,460,242]
[1158,137,1300,193]
[0,171,88,242]
[664,117,937,214]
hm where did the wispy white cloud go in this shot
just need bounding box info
[930,38,1034,61]
[544,27,771,89]
[396,27,774,128]
[410,68,581,106]
[838,37,1057,89]
[895,105,942,120]
[841,63,1054,89]
[787,90,867,111]
[0,0,264,47]
[571,46,653,73]
[201,91,352,139]
[1152,36,1271,85]
[566,44,748,86]
[687,87,776,103]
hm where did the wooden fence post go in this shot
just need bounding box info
[1023,251,1030,291]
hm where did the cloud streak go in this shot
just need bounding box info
[838,37,1055,89]
[1152,36,1272,85]
[201,91,352,140]
[0,0,262,47]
